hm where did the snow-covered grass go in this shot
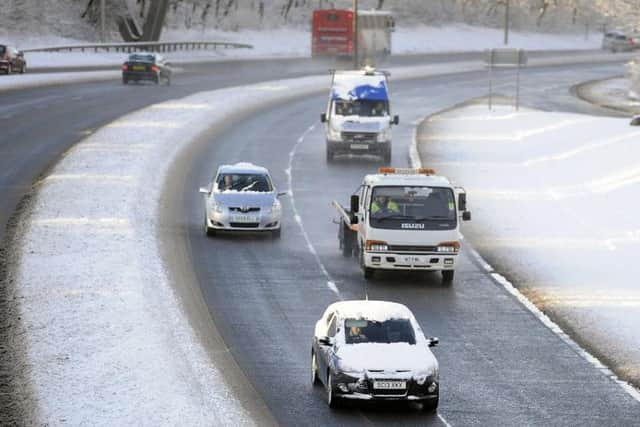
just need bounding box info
[1,25,604,70]
[417,102,640,387]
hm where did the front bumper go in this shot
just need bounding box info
[332,372,438,401]
[206,210,280,231]
[364,251,458,271]
[0,61,10,71]
[327,139,390,155]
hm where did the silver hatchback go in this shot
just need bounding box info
[199,162,285,237]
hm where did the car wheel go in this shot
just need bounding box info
[442,270,454,283]
[326,372,341,408]
[421,394,439,413]
[204,215,215,237]
[272,228,281,239]
[311,352,320,386]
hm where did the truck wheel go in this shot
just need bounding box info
[364,267,374,280]
[442,270,454,283]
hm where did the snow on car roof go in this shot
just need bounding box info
[217,162,269,175]
[327,300,414,321]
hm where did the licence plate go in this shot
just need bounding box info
[373,381,406,390]
[350,143,369,150]
[132,65,146,71]
[401,255,427,265]
[232,215,258,223]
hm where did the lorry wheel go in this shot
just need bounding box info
[442,270,454,283]
[363,267,375,280]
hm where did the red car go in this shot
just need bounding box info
[0,45,26,74]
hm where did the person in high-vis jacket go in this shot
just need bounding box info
[371,195,400,216]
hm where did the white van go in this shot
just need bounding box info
[321,67,399,163]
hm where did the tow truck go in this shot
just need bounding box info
[333,167,471,283]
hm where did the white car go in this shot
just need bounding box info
[199,162,285,237]
[311,300,440,411]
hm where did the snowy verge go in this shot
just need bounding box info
[413,100,640,398]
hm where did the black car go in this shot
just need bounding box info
[311,300,440,411]
[0,45,26,74]
[122,52,171,85]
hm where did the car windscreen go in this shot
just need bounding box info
[216,173,273,192]
[128,54,155,63]
[334,100,388,117]
[344,318,416,345]
[369,186,456,230]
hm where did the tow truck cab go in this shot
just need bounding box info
[348,168,471,283]
[321,67,399,163]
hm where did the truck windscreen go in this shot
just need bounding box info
[369,186,456,230]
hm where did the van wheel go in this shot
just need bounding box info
[442,270,454,283]
[326,146,334,162]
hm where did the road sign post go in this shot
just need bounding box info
[485,48,527,111]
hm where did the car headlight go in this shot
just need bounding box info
[210,201,223,214]
[271,200,281,217]
[365,240,388,252]
[377,128,391,142]
[336,360,364,376]
[414,368,438,385]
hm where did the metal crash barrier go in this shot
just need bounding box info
[21,41,252,54]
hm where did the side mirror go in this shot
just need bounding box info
[457,193,467,212]
[392,115,399,125]
[277,191,288,197]
[462,211,471,221]
[199,187,210,194]
[350,194,359,214]
[320,113,327,123]
[428,337,439,347]
[318,336,334,346]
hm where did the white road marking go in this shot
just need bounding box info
[438,413,453,427]
[411,112,640,405]
[287,122,341,298]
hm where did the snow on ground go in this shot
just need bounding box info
[1,25,604,69]
[417,102,640,386]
